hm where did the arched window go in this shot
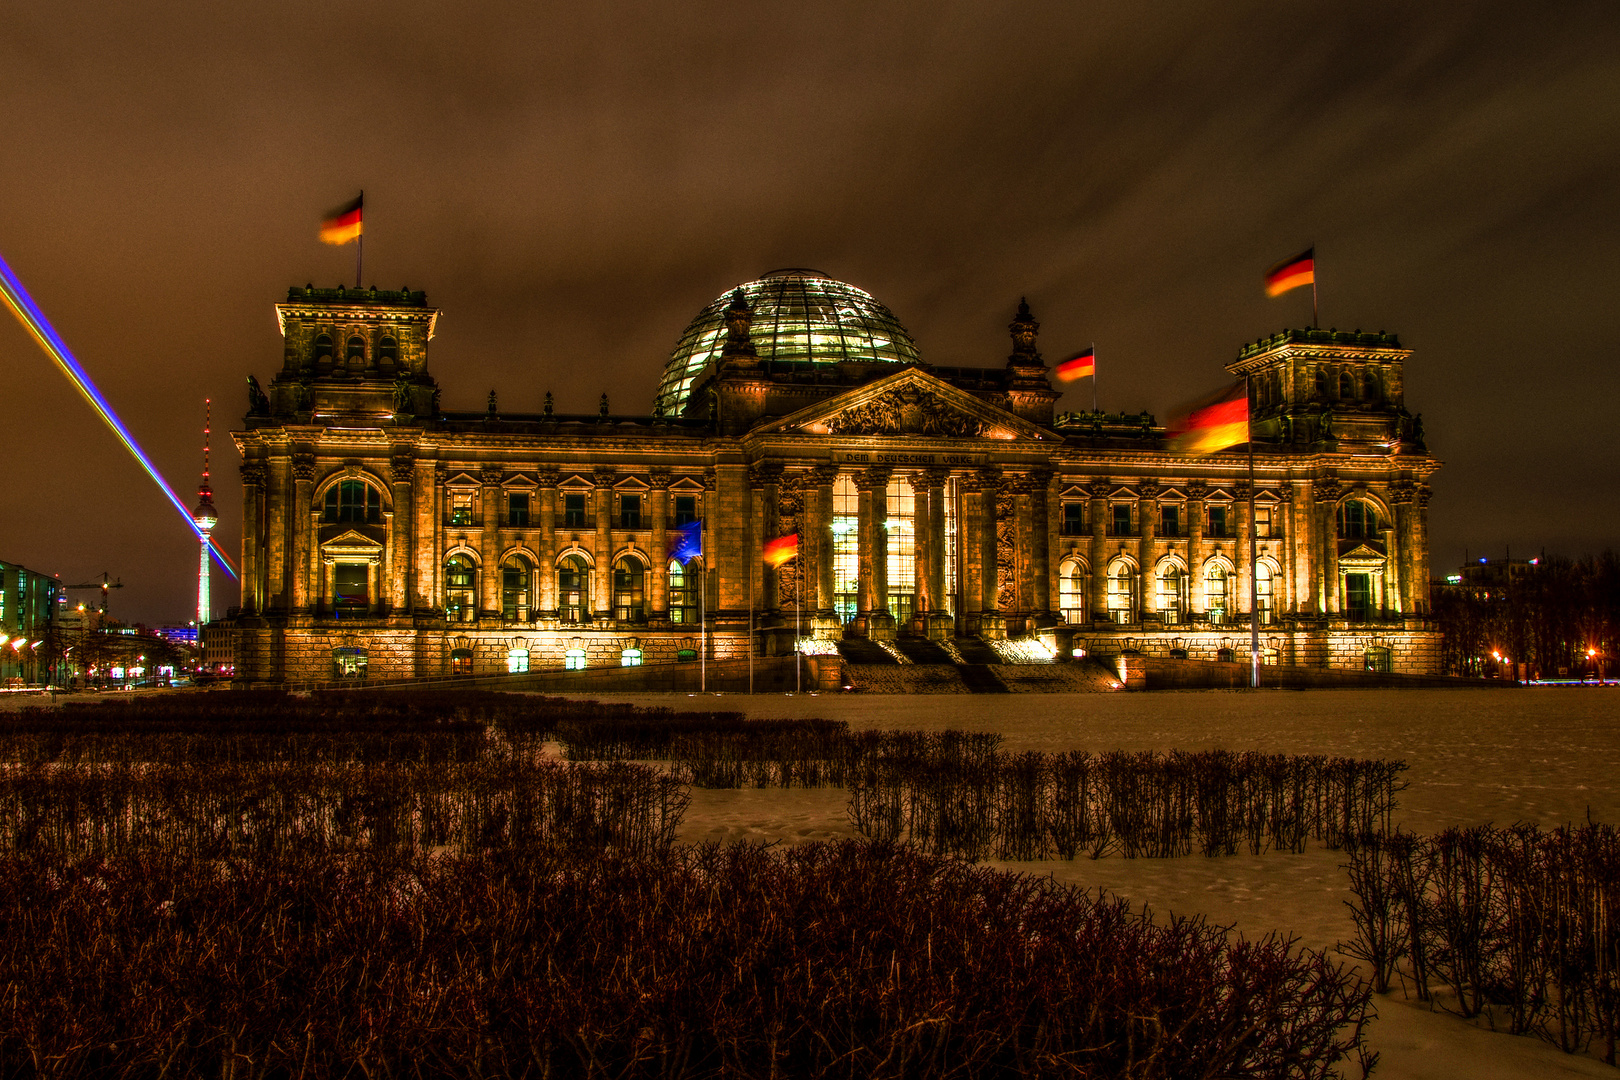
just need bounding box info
[445,555,476,623]
[1059,561,1086,624]
[1216,647,1235,663]
[378,336,399,365]
[1364,646,1393,673]
[1155,563,1185,624]
[323,479,382,524]
[1106,559,1135,624]
[668,560,696,624]
[565,638,587,670]
[1256,561,1275,624]
[449,648,473,676]
[1336,499,1380,540]
[506,648,529,674]
[346,335,366,365]
[614,557,646,623]
[1205,564,1229,624]
[501,557,531,621]
[1363,370,1380,402]
[621,638,643,667]
[332,646,367,680]
[1339,370,1354,399]
[314,333,334,362]
[1314,367,1329,399]
[558,555,590,624]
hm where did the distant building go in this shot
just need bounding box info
[229,271,1442,683]
[0,560,60,687]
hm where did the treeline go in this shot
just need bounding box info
[1342,823,1620,1064]
[0,841,1375,1080]
[1432,550,1620,678]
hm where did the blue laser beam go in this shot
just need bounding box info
[0,250,239,580]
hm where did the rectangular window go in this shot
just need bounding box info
[1254,505,1272,538]
[619,494,643,529]
[449,493,475,527]
[508,492,530,527]
[673,495,697,527]
[1346,573,1373,621]
[563,492,586,527]
[832,475,858,623]
[1207,505,1228,538]
[1160,505,1180,538]
[1060,502,1085,536]
[1111,503,1132,537]
[334,563,368,608]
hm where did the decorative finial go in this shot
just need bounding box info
[543,390,554,416]
[488,390,498,413]
[721,289,757,358]
[599,392,610,416]
[1008,298,1040,363]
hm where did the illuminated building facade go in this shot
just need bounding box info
[0,559,60,687]
[230,270,1440,682]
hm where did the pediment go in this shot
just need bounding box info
[444,471,481,488]
[502,474,538,490]
[752,368,1054,442]
[1339,544,1387,567]
[557,473,593,490]
[614,476,650,491]
[321,529,385,558]
[668,476,706,493]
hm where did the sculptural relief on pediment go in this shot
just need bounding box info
[822,386,986,438]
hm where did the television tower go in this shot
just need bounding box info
[192,399,218,625]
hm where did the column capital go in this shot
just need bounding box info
[923,466,951,488]
[240,463,265,488]
[1087,479,1112,500]
[593,469,617,489]
[856,466,892,491]
[1232,480,1251,500]
[976,465,1003,489]
[481,466,503,487]
[292,454,316,483]
[905,470,932,495]
[1416,483,1433,508]
[391,457,415,485]
[649,469,672,490]
[1137,481,1160,501]
[1312,478,1341,503]
[748,461,784,488]
[536,467,561,488]
[811,462,840,486]
[1389,480,1416,505]
[1185,480,1208,501]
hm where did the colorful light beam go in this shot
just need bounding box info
[0,250,239,580]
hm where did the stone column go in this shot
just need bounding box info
[1086,480,1109,620]
[263,454,289,613]
[537,468,559,616]
[649,471,670,620]
[593,469,615,621]
[812,464,838,622]
[239,464,263,614]
[1187,482,1207,615]
[1279,486,1298,615]
[1010,475,1034,626]
[1389,483,1413,615]
[906,472,933,620]
[1412,485,1433,615]
[291,454,315,614]
[1316,480,1341,614]
[978,467,1004,638]
[1289,480,1311,616]
[1233,481,1251,620]
[751,463,781,614]
[389,453,414,615]
[431,468,446,613]
[1032,470,1054,620]
[1136,482,1158,619]
[480,467,502,619]
[926,468,949,615]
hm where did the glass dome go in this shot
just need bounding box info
[654,269,919,414]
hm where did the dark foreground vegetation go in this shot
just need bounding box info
[561,711,1406,861]
[1343,823,1620,1063]
[0,842,1373,1079]
[0,692,1391,1077]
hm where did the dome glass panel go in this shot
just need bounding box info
[655,269,919,414]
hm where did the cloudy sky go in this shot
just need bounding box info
[1,1,1616,623]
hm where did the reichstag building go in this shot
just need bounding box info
[228,269,1440,682]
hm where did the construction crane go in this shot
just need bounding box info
[64,572,124,617]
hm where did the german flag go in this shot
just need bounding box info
[1166,382,1249,456]
[320,194,364,245]
[1264,247,1313,297]
[763,533,799,568]
[1055,347,1095,383]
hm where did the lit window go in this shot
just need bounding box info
[668,560,695,624]
[1156,564,1185,624]
[1206,564,1228,624]
[445,555,476,623]
[1254,505,1273,538]
[501,558,531,621]
[613,557,646,622]
[1059,562,1086,624]
[449,493,475,527]
[450,649,473,676]
[332,647,367,679]
[621,639,643,667]
[1106,559,1134,624]
[558,556,589,623]
[1256,562,1274,625]
[564,648,587,670]
[506,648,529,674]
[334,563,368,609]
[323,480,381,524]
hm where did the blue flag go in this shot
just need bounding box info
[667,519,703,562]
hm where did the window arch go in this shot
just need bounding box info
[378,336,399,365]
[1336,498,1382,540]
[346,335,367,364]
[1155,561,1186,624]
[332,646,367,680]
[613,556,646,623]
[501,556,532,621]
[668,559,696,624]
[1363,370,1380,402]
[445,554,477,623]
[322,479,382,524]
[1106,557,1136,624]
[1255,559,1277,624]
[314,333,334,362]
[558,554,590,623]
[1204,562,1230,624]
[1314,367,1329,399]
[1059,559,1087,624]
[1339,370,1354,399]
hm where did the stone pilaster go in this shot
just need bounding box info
[751,462,782,614]
[430,467,446,613]
[812,464,838,620]
[1087,480,1109,620]
[291,453,315,614]
[1412,484,1433,614]
[239,464,263,614]
[649,471,670,620]
[480,466,503,619]
[1136,482,1158,617]
[593,469,615,621]
[1033,469,1054,620]
[389,453,414,615]
[537,468,559,615]
[978,467,1004,638]
[1233,481,1251,619]
[1187,481,1206,614]
[1315,479,1341,614]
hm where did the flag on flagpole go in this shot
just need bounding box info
[1264,247,1314,297]
[763,533,799,568]
[320,194,364,245]
[1166,382,1249,456]
[667,519,703,562]
[1055,347,1095,383]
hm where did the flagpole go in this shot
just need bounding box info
[355,190,364,289]
[1311,246,1318,328]
[796,578,802,693]
[749,555,756,695]
[700,564,707,693]
[1246,375,1260,689]
[1091,341,1098,414]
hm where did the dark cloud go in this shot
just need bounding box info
[1,0,1616,621]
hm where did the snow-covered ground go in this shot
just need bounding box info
[599,688,1620,1079]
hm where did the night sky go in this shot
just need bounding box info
[2,2,1616,625]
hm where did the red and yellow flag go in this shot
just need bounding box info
[1055,347,1095,383]
[1264,247,1314,297]
[763,533,799,568]
[1166,383,1249,456]
[320,194,364,245]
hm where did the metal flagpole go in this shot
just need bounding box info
[1092,341,1098,414]
[749,557,756,694]
[1311,247,1318,329]
[796,579,802,693]
[1246,375,1260,689]
[700,563,707,692]
[355,190,364,289]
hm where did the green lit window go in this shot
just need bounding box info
[832,474,858,623]
[324,480,381,524]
